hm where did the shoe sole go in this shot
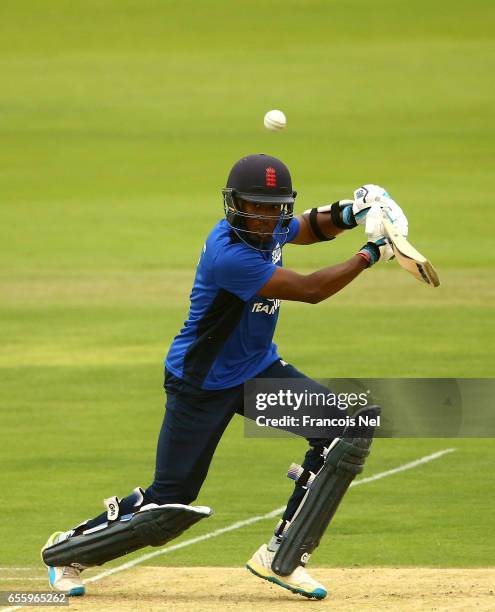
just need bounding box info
[246,561,327,600]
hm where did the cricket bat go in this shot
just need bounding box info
[382,214,440,287]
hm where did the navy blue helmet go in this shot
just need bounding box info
[222,153,296,250]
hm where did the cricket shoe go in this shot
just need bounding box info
[41,531,85,596]
[246,543,327,600]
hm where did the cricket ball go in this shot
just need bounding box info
[264,109,286,131]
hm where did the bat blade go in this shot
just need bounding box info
[382,215,440,287]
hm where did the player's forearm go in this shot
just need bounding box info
[303,255,367,303]
[258,254,368,303]
[293,201,357,245]
[298,211,345,243]
[315,211,346,240]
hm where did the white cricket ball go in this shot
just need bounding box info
[264,109,286,131]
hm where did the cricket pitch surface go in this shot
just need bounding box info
[5,567,493,611]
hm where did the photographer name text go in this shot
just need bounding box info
[255,414,381,428]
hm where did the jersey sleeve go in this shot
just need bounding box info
[213,247,276,302]
[286,216,301,243]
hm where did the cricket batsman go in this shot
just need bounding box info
[42,154,407,599]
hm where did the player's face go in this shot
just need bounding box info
[240,200,282,243]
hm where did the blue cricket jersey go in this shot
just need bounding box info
[165,218,300,389]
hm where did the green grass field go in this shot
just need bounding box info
[1,0,494,585]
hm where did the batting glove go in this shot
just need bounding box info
[364,204,395,263]
[353,184,408,237]
[357,242,382,267]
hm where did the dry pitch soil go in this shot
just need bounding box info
[3,567,493,611]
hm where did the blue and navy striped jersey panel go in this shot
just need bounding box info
[165,218,300,390]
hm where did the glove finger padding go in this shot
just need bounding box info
[364,204,385,238]
[364,205,394,262]
[353,184,389,225]
[379,197,408,237]
[353,184,408,239]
